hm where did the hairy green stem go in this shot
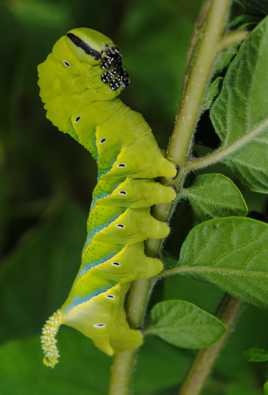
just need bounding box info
[109,352,136,395]
[108,1,231,394]
[178,296,241,395]
[167,0,231,166]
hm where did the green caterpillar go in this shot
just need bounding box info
[38,28,176,368]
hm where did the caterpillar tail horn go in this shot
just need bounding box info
[41,310,63,368]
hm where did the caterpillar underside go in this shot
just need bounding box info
[38,27,176,367]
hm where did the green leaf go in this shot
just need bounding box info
[210,16,268,193]
[245,347,268,362]
[0,332,190,395]
[0,331,109,395]
[183,173,248,220]
[203,78,223,112]
[229,15,259,30]
[146,300,225,349]
[177,217,268,306]
[264,381,268,395]
[213,47,238,76]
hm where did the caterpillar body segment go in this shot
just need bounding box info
[38,27,176,367]
[63,283,143,356]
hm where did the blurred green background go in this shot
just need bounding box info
[0,0,268,394]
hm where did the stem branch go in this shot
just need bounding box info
[109,1,231,394]
[218,30,248,51]
[184,117,268,173]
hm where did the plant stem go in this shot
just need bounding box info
[108,1,231,394]
[167,0,231,166]
[178,295,241,395]
[109,352,136,395]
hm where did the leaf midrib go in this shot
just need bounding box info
[176,265,268,279]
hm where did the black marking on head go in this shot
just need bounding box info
[63,60,71,67]
[94,323,106,328]
[100,45,130,91]
[67,33,130,91]
[100,46,122,69]
[67,33,101,60]
[112,262,121,267]
[116,224,124,229]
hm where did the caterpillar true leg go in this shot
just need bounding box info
[38,27,176,367]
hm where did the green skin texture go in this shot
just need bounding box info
[38,28,176,358]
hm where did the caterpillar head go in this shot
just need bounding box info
[38,27,130,141]
[53,28,129,99]
[65,27,129,94]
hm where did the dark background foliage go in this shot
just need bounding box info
[0,0,268,394]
